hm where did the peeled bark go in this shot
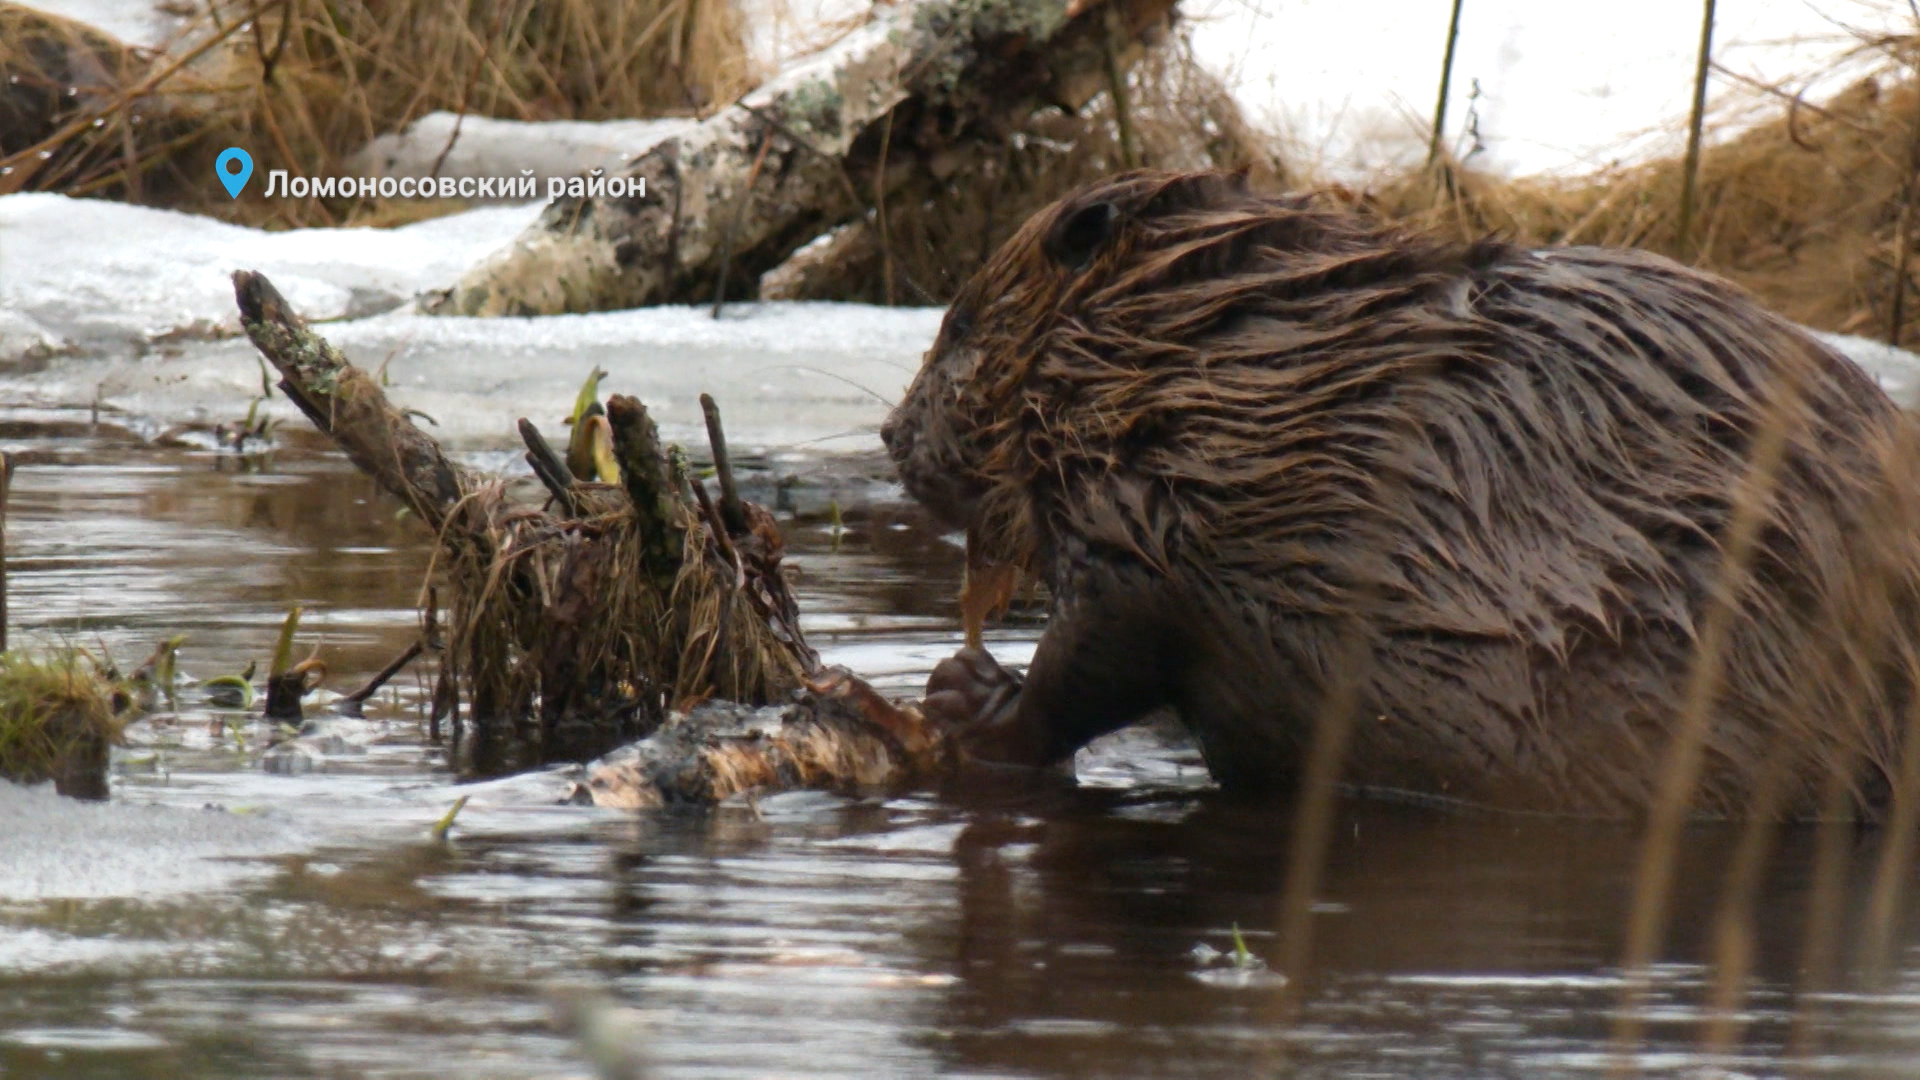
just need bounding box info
[575,670,948,808]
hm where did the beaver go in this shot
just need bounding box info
[880,169,1920,818]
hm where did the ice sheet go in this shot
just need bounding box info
[0,298,942,454]
[0,190,942,453]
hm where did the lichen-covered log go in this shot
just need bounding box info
[234,271,817,769]
[236,272,468,529]
[427,0,1179,316]
[757,222,882,302]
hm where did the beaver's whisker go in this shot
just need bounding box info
[772,428,886,451]
[764,364,901,407]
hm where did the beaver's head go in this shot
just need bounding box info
[882,170,1287,564]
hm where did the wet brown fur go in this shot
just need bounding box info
[884,169,1920,818]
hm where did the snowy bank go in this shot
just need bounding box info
[1188,0,1910,177]
[0,194,545,356]
[0,190,940,455]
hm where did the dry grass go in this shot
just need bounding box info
[0,0,755,226]
[431,408,812,766]
[1338,36,1920,348]
[442,483,806,734]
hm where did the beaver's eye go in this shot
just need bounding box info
[943,304,975,343]
[1043,200,1119,273]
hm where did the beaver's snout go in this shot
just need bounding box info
[879,411,903,456]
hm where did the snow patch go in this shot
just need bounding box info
[1818,331,1920,408]
[0,310,71,371]
[1187,0,1909,177]
[9,0,190,49]
[349,112,694,192]
[0,194,545,356]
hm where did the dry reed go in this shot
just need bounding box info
[1343,35,1920,349]
[439,477,807,750]
[1,0,755,226]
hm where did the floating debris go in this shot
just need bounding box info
[1187,924,1290,990]
[574,669,946,809]
[203,661,257,709]
[235,270,819,772]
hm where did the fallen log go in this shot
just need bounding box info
[234,270,821,768]
[425,0,1179,316]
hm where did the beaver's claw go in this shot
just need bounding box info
[923,646,1051,768]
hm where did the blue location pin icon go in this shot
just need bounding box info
[216,147,253,198]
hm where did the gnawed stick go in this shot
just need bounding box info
[699,393,747,535]
[576,669,948,808]
[234,271,818,768]
[517,417,580,516]
[690,478,745,589]
[233,271,468,529]
[604,394,683,582]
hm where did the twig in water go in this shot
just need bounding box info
[699,394,746,534]
[713,125,775,319]
[518,417,580,516]
[337,639,426,717]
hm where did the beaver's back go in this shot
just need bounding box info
[1172,244,1915,814]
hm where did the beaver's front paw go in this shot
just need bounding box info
[923,647,1050,767]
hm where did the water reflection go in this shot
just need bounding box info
[3,416,1920,1078]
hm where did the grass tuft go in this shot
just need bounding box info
[0,649,123,800]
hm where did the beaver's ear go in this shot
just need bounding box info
[1043,201,1119,273]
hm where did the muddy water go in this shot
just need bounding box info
[5,411,1920,1080]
